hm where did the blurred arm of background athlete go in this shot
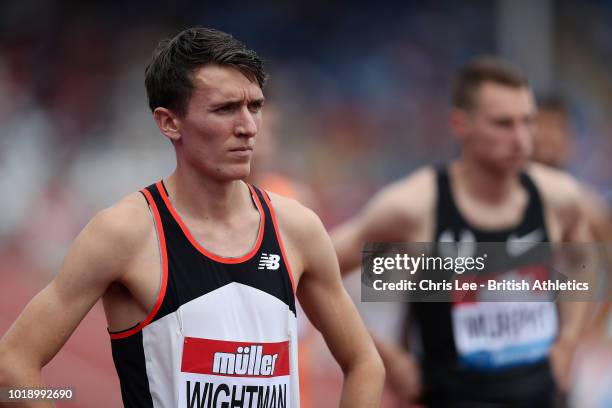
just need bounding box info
[578,190,612,338]
[528,164,597,393]
[332,168,434,276]
[268,191,385,407]
[331,167,435,405]
[0,193,154,408]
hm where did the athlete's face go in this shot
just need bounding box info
[453,82,536,175]
[163,64,264,181]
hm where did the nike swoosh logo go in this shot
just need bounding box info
[506,230,544,257]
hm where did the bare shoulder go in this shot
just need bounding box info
[527,162,582,210]
[266,192,323,241]
[65,191,153,281]
[380,166,436,210]
[89,192,152,246]
[264,192,329,283]
[363,166,436,226]
[580,184,610,218]
[529,163,611,229]
[526,162,587,241]
[574,183,611,241]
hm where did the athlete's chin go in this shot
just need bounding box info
[505,157,528,172]
[220,163,252,181]
[486,159,526,176]
[495,153,527,168]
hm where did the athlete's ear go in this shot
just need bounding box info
[449,108,470,142]
[153,107,182,143]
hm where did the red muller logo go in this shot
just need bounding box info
[181,338,289,378]
[213,345,278,376]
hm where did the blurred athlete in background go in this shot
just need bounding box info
[333,57,591,407]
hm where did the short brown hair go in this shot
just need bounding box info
[452,56,528,110]
[145,27,267,117]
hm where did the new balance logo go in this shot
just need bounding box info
[258,253,280,270]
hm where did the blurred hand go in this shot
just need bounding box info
[386,350,422,407]
[549,337,577,393]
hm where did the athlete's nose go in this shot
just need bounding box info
[508,121,531,154]
[235,107,258,138]
[514,123,532,153]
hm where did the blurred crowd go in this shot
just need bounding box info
[0,0,611,407]
[1,1,611,260]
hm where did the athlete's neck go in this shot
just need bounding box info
[164,167,250,222]
[452,159,522,204]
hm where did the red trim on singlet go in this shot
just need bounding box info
[109,189,169,340]
[156,181,266,264]
[260,191,296,294]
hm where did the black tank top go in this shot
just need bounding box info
[109,181,300,408]
[409,167,558,406]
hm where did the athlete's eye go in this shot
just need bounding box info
[493,119,513,128]
[214,105,235,113]
[248,101,264,113]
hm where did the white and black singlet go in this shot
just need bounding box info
[109,181,299,408]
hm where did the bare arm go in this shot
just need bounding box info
[332,198,409,275]
[531,165,595,392]
[557,191,593,342]
[332,168,434,275]
[580,186,612,335]
[299,210,384,407]
[372,336,421,405]
[552,213,593,392]
[273,195,385,407]
[0,197,148,407]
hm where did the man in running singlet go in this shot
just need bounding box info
[332,57,591,407]
[0,27,384,408]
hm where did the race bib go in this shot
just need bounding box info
[451,266,558,370]
[178,338,291,408]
